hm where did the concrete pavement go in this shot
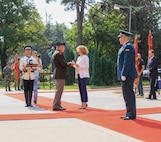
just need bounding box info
[0,87,161,142]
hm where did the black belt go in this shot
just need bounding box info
[24,71,34,72]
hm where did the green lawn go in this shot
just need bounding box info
[38,82,114,90]
[142,79,150,85]
[0,80,150,90]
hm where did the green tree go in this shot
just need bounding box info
[106,0,161,64]
[64,2,125,85]
[43,23,69,69]
[47,0,161,85]
[89,47,102,85]
[88,47,116,86]
[0,0,47,70]
[60,0,83,46]
[60,0,96,46]
[64,46,75,85]
[100,56,116,85]
[87,3,125,61]
[45,23,68,44]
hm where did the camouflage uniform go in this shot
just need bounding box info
[3,64,12,91]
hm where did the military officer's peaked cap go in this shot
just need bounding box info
[118,30,132,37]
[24,45,32,50]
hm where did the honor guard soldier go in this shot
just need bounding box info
[19,46,38,107]
[117,30,137,120]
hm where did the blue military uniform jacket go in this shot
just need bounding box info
[117,41,137,81]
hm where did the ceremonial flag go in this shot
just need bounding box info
[134,35,138,59]
[148,30,153,50]
[134,35,140,89]
[14,54,19,83]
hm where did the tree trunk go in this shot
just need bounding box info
[0,45,7,75]
[76,0,85,46]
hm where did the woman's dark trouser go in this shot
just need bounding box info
[23,79,34,105]
[121,77,136,118]
[78,75,88,102]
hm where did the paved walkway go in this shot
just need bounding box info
[0,87,161,142]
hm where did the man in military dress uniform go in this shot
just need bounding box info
[19,46,38,107]
[117,30,138,120]
[52,42,74,111]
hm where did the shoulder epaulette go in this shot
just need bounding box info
[126,43,131,46]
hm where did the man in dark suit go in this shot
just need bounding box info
[146,50,158,99]
[117,30,138,120]
[52,42,73,111]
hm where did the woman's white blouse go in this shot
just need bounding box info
[75,55,90,79]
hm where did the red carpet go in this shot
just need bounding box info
[2,93,161,142]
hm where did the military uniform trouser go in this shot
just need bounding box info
[53,79,65,109]
[121,77,136,118]
[23,79,34,105]
[5,80,11,91]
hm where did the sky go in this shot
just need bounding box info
[33,0,100,28]
[33,0,77,28]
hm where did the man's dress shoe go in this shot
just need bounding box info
[53,107,66,111]
[122,116,136,120]
[120,116,126,119]
[79,107,86,110]
[146,97,151,100]
[25,104,33,107]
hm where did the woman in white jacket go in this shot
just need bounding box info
[74,45,90,109]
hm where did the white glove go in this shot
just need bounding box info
[121,76,126,81]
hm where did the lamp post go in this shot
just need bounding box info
[114,4,132,32]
